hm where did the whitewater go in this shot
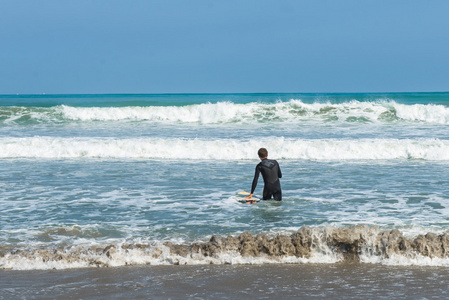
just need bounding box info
[2,99,449,124]
[2,136,449,160]
[1,93,449,270]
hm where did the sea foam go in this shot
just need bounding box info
[1,136,449,160]
[2,100,449,124]
[58,101,449,124]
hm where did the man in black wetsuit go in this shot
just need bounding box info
[245,148,282,201]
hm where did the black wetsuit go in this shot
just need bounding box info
[250,158,282,201]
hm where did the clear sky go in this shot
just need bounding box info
[1,0,448,94]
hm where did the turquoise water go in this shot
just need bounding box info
[1,92,449,269]
[2,92,449,107]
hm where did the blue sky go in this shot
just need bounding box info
[1,0,448,94]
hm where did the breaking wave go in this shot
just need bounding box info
[1,136,449,160]
[2,100,449,125]
[3,225,449,270]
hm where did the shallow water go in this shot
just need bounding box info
[2,93,449,270]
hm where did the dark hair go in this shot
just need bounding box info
[258,148,268,158]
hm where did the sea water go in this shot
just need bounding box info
[1,93,449,270]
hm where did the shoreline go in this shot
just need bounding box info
[2,263,449,299]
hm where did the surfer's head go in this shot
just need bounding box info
[258,148,268,159]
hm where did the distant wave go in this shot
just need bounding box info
[1,137,449,160]
[3,225,449,270]
[2,100,449,124]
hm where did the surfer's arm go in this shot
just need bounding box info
[249,165,261,195]
[277,161,282,179]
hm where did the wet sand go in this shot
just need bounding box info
[2,263,449,299]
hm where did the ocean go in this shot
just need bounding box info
[1,92,449,298]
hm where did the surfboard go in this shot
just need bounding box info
[234,191,260,204]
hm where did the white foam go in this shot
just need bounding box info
[2,100,446,125]
[391,102,449,124]
[57,101,391,124]
[59,102,254,124]
[360,252,449,266]
[4,245,447,270]
[0,240,341,271]
[2,136,449,160]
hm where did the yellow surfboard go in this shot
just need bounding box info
[234,191,260,203]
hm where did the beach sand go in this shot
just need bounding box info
[2,263,449,299]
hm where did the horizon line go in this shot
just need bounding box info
[1,91,449,97]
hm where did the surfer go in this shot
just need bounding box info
[245,148,282,201]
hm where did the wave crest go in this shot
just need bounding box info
[58,101,449,124]
[2,101,449,124]
[3,225,449,270]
